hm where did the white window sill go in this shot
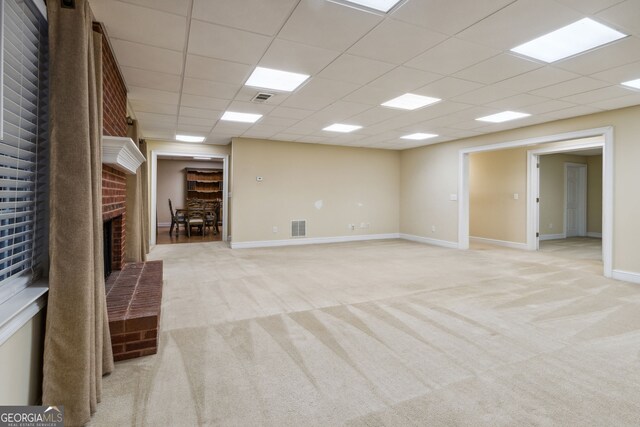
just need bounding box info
[0,282,48,346]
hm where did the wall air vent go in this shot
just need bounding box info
[291,220,306,238]
[252,92,274,103]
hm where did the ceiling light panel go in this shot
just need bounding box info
[323,123,362,133]
[245,66,310,92]
[329,0,403,13]
[511,18,627,63]
[381,93,441,110]
[476,111,531,123]
[621,78,640,90]
[401,133,438,140]
[221,111,263,123]
[176,134,206,142]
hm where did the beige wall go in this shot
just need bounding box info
[0,311,44,404]
[157,159,223,225]
[587,155,603,234]
[400,105,640,274]
[231,138,400,243]
[469,147,528,243]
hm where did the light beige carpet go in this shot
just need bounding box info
[90,239,640,426]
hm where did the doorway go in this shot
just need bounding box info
[565,163,587,238]
[459,127,613,277]
[150,150,229,247]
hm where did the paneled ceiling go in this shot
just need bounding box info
[89,0,640,149]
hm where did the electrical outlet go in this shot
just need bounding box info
[348,224,355,231]
[548,223,553,229]
[513,193,519,200]
[272,226,278,233]
[431,225,436,233]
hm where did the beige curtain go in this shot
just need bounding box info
[140,139,150,256]
[125,120,146,262]
[43,1,114,425]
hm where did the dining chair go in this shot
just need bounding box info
[168,198,186,236]
[186,201,205,237]
[204,201,218,235]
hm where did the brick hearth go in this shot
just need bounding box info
[106,261,163,361]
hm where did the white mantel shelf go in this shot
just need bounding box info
[102,136,146,175]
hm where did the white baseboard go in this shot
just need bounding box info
[469,236,528,250]
[587,232,602,238]
[539,233,566,241]
[230,233,400,249]
[158,222,171,227]
[612,269,640,284]
[399,233,458,249]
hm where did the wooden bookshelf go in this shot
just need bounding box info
[185,168,223,202]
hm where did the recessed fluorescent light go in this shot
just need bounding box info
[323,123,362,133]
[381,93,441,110]
[328,0,403,13]
[220,111,262,123]
[193,156,213,160]
[476,111,531,123]
[621,78,640,90]
[511,18,627,63]
[176,134,205,143]
[245,66,310,92]
[401,133,438,140]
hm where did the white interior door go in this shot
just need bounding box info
[565,163,587,237]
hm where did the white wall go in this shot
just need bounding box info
[0,311,44,404]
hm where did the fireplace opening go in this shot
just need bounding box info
[104,219,113,278]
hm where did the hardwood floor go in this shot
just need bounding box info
[156,225,222,244]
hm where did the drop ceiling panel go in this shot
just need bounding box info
[182,78,240,100]
[179,106,222,120]
[256,116,300,128]
[128,86,180,105]
[259,39,341,75]
[120,66,182,92]
[226,101,276,115]
[293,78,360,100]
[346,107,405,126]
[90,1,187,51]
[391,0,515,36]
[591,60,640,83]
[180,94,230,111]
[494,67,580,92]
[589,92,640,109]
[414,77,484,99]
[192,0,297,36]
[317,55,396,85]
[368,67,442,93]
[178,116,218,127]
[523,99,577,114]
[597,0,640,36]
[487,93,550,110]
[307,101,372,124]
[270,106,315,120]
[129,100,178,115]
[554,0,626,14]
[560,85,632,104]
[234,87,290,106]
[348,19,447,64]
[554,37,640,75]
[184,55,253,84]
[453,54,542,85]
[110,39,184,75]
[530,77,611,98]
[405,38,500,75]
[342,85,404,106]
[118,0,191,16]
[456,0,581,51]
[278,0,382,51]
[452,85,519,105]
[188,20,271,64]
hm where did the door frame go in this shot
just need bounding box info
[564,162,588,238]
[150,150,230,246]
[458,126,613,277]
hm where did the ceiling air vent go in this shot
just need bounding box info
[291,220,306,238]
[252,92,274,103]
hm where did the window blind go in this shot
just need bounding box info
[0,0,48,306]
